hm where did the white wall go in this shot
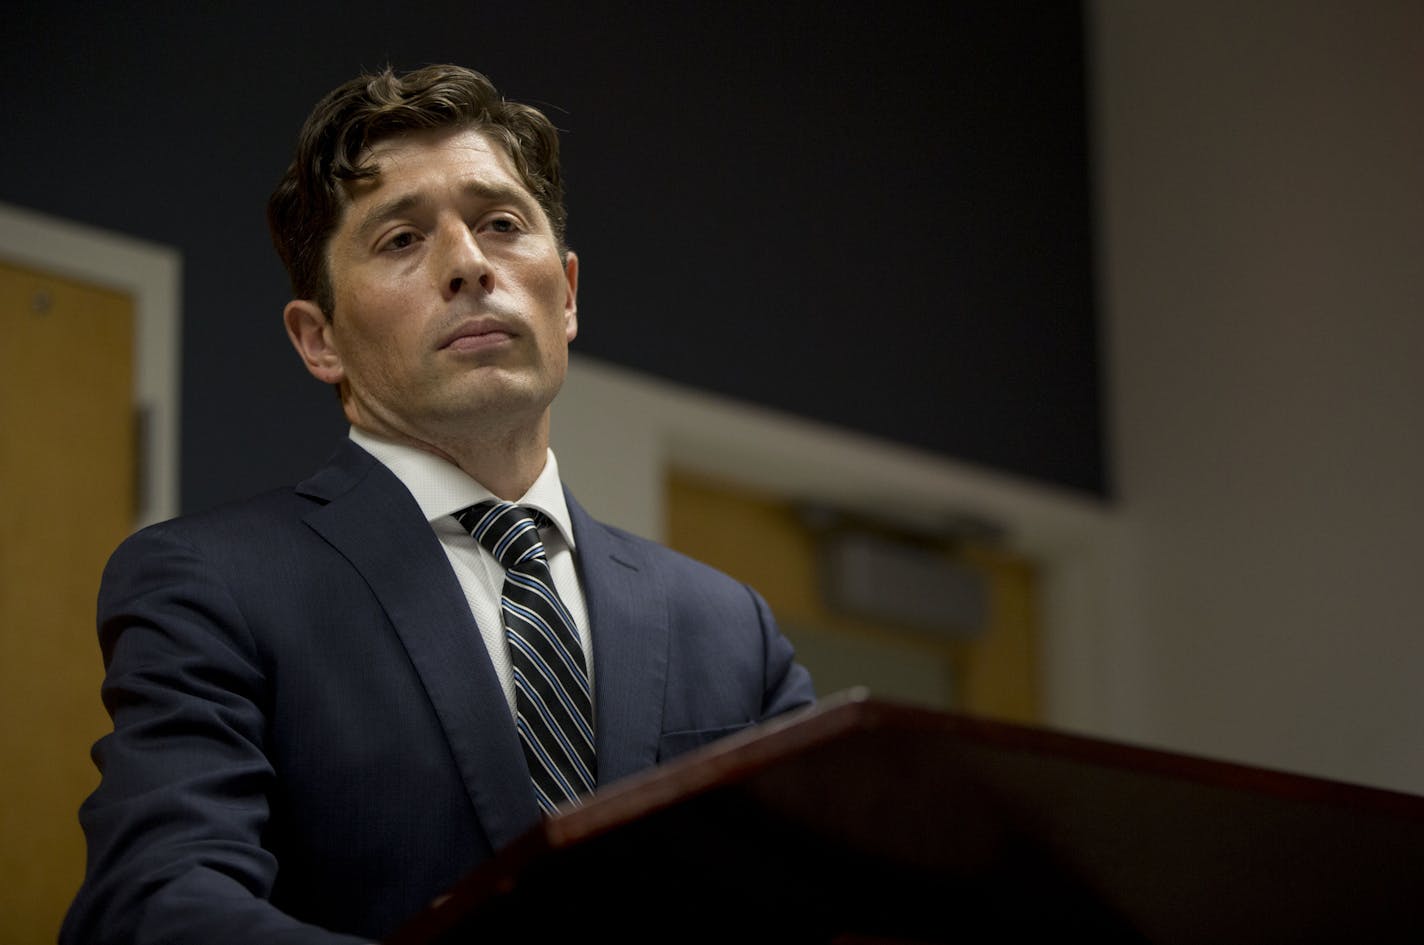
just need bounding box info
[1093,0,1424,792]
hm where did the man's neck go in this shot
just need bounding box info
[349,415,551,501]
[438,429,549,501]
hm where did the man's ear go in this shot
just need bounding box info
[284,299,345,385]
[562,250,579,343]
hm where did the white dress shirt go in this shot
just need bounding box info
[349,427,593,718]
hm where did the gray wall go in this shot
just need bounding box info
[1095,0,1424,792]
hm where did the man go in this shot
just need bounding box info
[62,64,814,945]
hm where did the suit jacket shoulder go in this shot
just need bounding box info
[69,442,529,943]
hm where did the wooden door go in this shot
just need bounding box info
[666,469,1040,723]
[0,258,135,942]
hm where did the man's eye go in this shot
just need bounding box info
[484,217,519,234]
[383,231,417,251]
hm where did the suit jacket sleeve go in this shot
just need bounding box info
[753,583,816,721]
[60,523,368,945]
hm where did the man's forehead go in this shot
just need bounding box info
[340,126,523,202]
[330,127,547,248]
[363,124,500,161]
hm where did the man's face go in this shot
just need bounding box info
[289,126,578,448]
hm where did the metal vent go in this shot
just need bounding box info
[821,532,988,639]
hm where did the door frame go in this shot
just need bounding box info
[0,201,180,526]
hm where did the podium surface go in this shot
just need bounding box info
[390,695,1424,944]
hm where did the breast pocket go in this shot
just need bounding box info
[656,722,754,763]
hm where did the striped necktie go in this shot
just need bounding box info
[454,501,596,813]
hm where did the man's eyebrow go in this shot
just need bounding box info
[352,193,425,241]
[461,181,540,215]
[352,182,540,241]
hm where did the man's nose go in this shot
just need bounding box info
[439,223,490,298]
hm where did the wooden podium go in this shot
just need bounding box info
[387,693,1424,944]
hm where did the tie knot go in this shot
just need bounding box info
[455,501,547,570]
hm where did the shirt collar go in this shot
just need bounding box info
[348,426,576,549]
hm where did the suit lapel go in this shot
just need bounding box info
[566,491,669,784]
[298,442,540,848]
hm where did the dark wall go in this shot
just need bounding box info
[1,1,1103,511]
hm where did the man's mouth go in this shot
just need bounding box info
[439,319,516,352]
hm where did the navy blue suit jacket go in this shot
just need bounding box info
[62,441,814,944]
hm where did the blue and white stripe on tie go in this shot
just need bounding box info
[455,500,596,814]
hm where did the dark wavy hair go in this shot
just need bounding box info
[267,64,566,313]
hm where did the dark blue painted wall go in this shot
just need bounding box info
[1,1,1103,510]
